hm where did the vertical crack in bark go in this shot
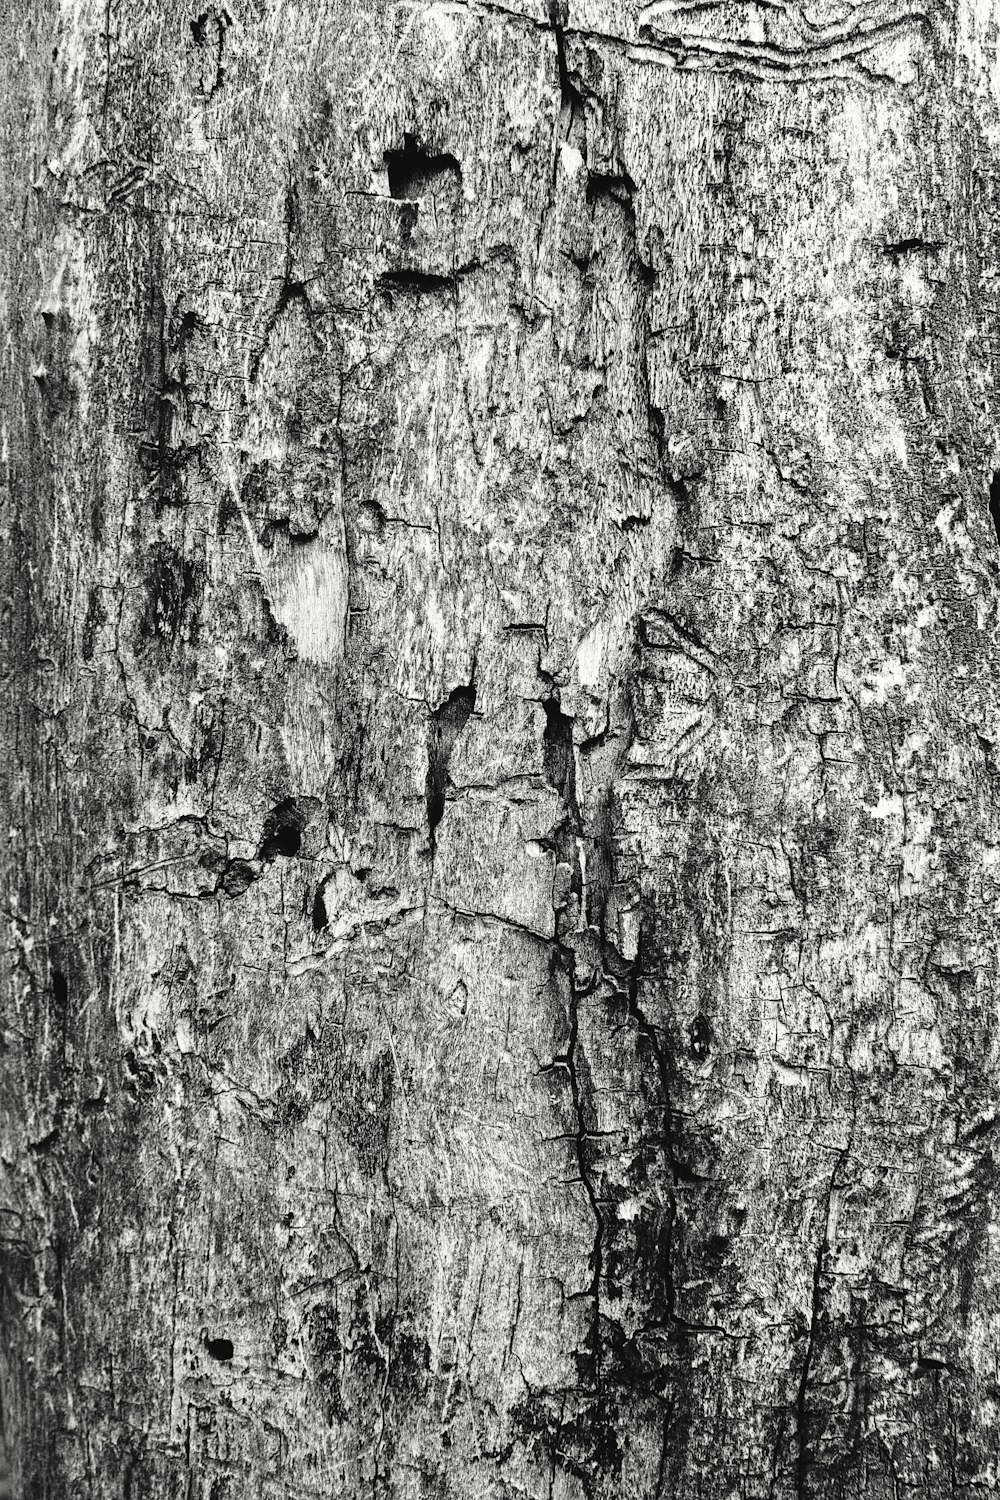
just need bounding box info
[12,4,1000,1494]
[565,959,605,1391]
[623,965,679,1324]
[794,1217,826,1500]
[549,0,586,146]
[989,470,1000,545]
[794,1089,857,1498]
[542,689,606,1402]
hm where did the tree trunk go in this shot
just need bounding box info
[5,2,1000,1496]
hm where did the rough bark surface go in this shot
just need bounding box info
[5,1,1000,1496]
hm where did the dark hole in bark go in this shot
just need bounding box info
[312,883,328,932]
[52,970,68,1009]
[173,308,201,344]
[989,473,1000,543]
[385,133,462,201]
[426,684,476,836]
[379,268,455,295]
[264,823,300,858]
[206,1336,233,1361]
[258,798,304,861]
[586,170,636,207]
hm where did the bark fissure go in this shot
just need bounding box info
[5,1,1000,1496]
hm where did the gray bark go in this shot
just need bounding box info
[4,1,1000,1496]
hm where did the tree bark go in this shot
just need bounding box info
[5,1,1000,1496]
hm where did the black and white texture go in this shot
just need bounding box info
[4,2,1000,1496]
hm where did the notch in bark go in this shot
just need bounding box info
[989,472,1000,544]
[689,1014,712,1059]
[136,543,202,648]
[426,684,476,839]
[205,1336,233,1362]
[542,696,576,810]
[189,8,228,97]
[220,859,256,897]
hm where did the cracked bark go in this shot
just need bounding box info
[5,2,1000,1498]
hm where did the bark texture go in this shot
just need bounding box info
[5,1,1000,1496]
